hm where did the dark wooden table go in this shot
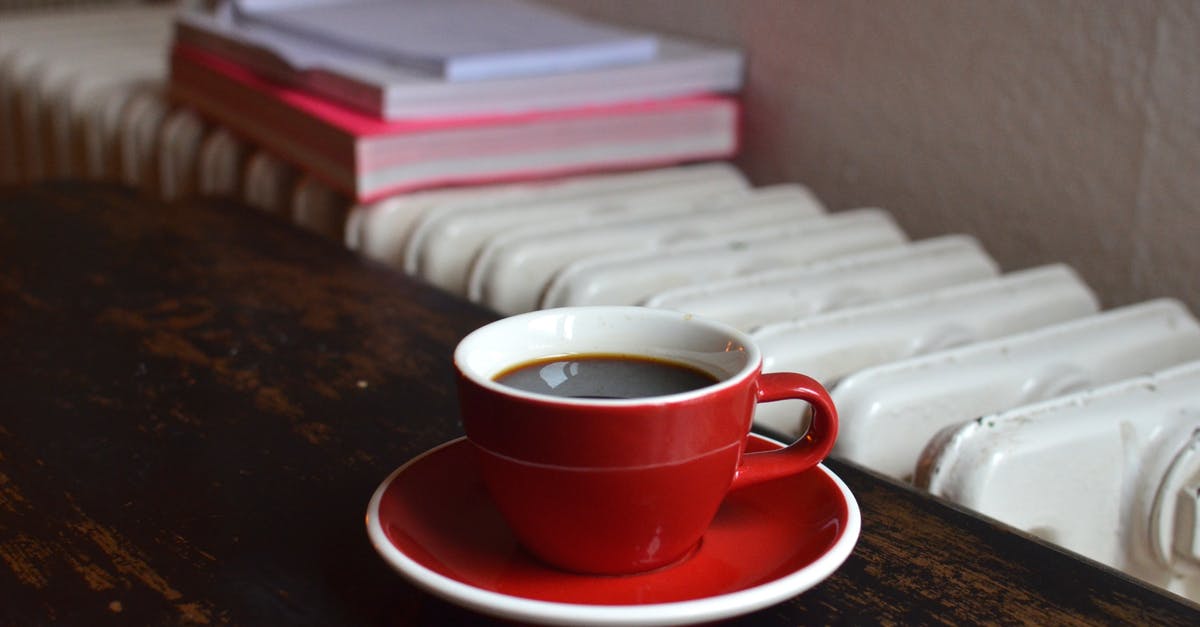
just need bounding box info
[1,182,1196,625]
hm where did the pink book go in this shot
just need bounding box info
[168,44,740,201]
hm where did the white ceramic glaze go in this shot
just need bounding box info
[541,208,908,309]
[405,163,747,295]
[750,264,1099,435]
[456,306,759,391]
[645,234,998,331]
[468,183,826,315]
[832,298,1200,481]
[917,360,1200,604]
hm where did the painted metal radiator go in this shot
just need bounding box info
[5,3,1200,604]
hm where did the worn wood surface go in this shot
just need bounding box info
[0,182,1196,625]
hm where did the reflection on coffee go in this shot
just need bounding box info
[494,354,718,399]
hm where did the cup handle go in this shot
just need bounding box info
[730,372,838,489]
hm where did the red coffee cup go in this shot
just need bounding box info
[455,306,838,575]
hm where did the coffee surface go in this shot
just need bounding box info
[494,354,718,399]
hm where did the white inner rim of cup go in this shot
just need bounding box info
[455,306,760,406]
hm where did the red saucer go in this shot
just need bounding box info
[366,435,859,625]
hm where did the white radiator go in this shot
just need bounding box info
[4,3,1200,604]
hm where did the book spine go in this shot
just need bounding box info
[168,47,359,195]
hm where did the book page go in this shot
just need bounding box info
[230,0,658,81]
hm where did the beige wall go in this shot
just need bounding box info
[546,0,1200,313]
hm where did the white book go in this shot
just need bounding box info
[174,5,743,119]
[169,44,739,201]
[230,0,658,81]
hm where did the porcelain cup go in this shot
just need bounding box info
[454,306,838,575]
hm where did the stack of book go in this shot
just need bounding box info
[169,0,745,202]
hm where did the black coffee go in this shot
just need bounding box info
[494,354,719,399]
